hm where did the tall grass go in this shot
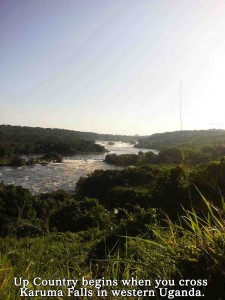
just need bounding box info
[0,232,102,299]
[105,193,225,299]
[1,194,225,299]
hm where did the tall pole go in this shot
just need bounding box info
[180,78,183,133]
[180,78,185,164]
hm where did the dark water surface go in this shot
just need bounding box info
[0,142,155,194]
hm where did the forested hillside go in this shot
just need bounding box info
[0,125,110,166]
[1,160,225,298]
[136,129,225,149]
[1,125,225,299]
[0,125,111,156]
[0,125,137,151]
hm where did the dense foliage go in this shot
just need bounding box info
[1,127,225,298]
[0,160,224,236]
[0,125,138,158]
[105,144,225,166]
[1,159,225,298]
[0,125,120,166]
[0,125,107,158]
[136,129,225,149]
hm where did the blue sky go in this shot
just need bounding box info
[1,0,225,135]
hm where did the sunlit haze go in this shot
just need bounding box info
[1,0,225,135]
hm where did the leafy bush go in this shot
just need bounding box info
[105,194,225,299]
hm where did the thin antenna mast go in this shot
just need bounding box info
[180,78,185,163]
[180,78,183,133]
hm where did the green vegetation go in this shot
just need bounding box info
[136,129,225,149]
[0,125,138,157]
[106,195,225,299]
[105,144,225,166]
[0,153,64,167]
[105,153,139,166]
[0,125,107,156]
[1,127,225,299]
[1,159,225,298]
[0,125,111,166]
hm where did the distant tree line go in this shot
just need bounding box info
[0,125,138,151]
[105,145,225,166]
[136,129,225,149]
[1,126,225,299]
[0,125,115,165]
[1,160,225,239]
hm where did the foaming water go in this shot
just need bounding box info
[0,142,155,194]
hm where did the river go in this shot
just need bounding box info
[0,142,155,194]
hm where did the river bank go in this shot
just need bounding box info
[0,142,153,194]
